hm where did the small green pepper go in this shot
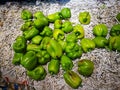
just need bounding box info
[93,24,108,37]
[48,59,60,75]
[78,59,94,77]
[47,12,61,23]
[13,36,27,53]
[110,24,120,36]
[108,35,120,51]
[21,9,33,20]
[36,50,51,65]
[79,11,91,25]
[63,70,82,89]
[58,40,67,51]
[31,35,43,44]
[60,55,73,71]
[80,38,95,53]
[27,65,47,80]
[53,29,65,41]
[66,32,77,43]
[40,26,53,37]
[33,11,45,19]
[73,24,84,39]
[12,53,23,65]
[27,44,41,52]
[54,19,62,29]
[21,51,37,70]
[93,37,108,48]
[60,8,71,19]
[23,27,39,40]
[62,21,73,33]
[116,13,120,22]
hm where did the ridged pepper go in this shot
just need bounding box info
[79,11,91,25]
[13,36,27,53]
[27,65,47,80]
[60,8,71,19]
[12,53,23,65]
[58,40,67,51]
[36,50,51,65]
[21,51,37,70]
[60,55,73,71]
[23,27,39,40]
[53,29,65,41]
[66,33,77,43]
[78,59,94,77]
[48,59,60,75]
[26,44,41,52]
[21,9,33,20]
[110,24,120,36]
[116,13,120,22]
[93,37,108,48]
[73,24,84,39]
[62,21,73,33]
[31,35,43,45]
[93,24,108,37]
[33,11,45,19]
[54,19,62,29]
[63,70,82,89]
[80,38,95,53]
[108,35,120,51]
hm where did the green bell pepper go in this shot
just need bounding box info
[58,40,67,51]
[116,13,120,22]
[53,29,65,41]
[79,11,91,25]
[48,59,60,75]
[33,11,45,19]
[93,24,108,37]
[54,19,62,29]
[21,9,33,20]
[60,8,71,19]
[47,39,63,59]
[65,42,83,59]
[62,21,73,33]
[78,59,94,77]
[36,50,51,65]
[27,44,41,52]
[13,36,27,53]
[80,38,95,53]
[47,12,61,23]
[108,35,120,51]
[27,65,47,80]
[21,51,37,70]
[73,24,84,39]
[31,35,43,44]
[60,55,73,71]
[66,32,77,43]
[23,27,39,40]
[40,26,53,37]
[12,53,23,65]
[93,36,108,48]
[110,24,120,36]
[63,70,82,89]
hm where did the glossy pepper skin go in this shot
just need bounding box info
[47,12,61,23]
[33,11,45,19]
[80,38,95,53]
[93,37,108,48]
[108,35,120,51]
[62,21,73,33]
[13,36,27,53]
[27,65,47,80]
[66,33,77,43]
[40,26,53,37]
[110,24,120,36]
[93,24,108,37]
[20,21,33,31]
[65,42,83,59]
[21,9,33,20]
[23,27,39,40]
[36,50,51,65]
[54,19,62,29]
[60,8,71,19]
[116,13,120,22]
[31,35,43,45]
[48,59,60,75]
[79,11,91,25]
[12,53,23,65]
[27,44,41,52]
[21,51,37,70]
[78,59,94,77]
[47,39,63,59]
[73,24,84,39]
[63,70,82,89]
[60,55,73,71]
[53,29,65,41]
